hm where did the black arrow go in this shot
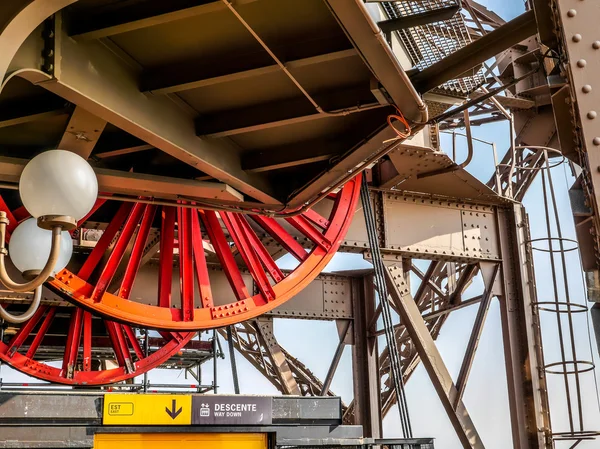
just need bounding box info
[165,399,183,419]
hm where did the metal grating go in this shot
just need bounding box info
[382,0,485,95]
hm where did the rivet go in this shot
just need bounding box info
[573,34,582,42]
[583,84,592,93]
[577,59,587,68]
[567,9,577,17]
[593,137,600,146]
[593,41,600,50]
[588,111,597,120]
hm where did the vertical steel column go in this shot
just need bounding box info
[351,275,382,438]
[496,205,552,449]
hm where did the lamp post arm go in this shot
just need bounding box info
[0,211,63,293]
[0,285,42,323]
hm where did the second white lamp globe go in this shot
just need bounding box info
[19,150,98,221]
[9,218,73,275]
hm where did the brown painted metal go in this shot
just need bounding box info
[496,205,552,449]
[385,264,485,449]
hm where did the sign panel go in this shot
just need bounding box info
[192,396,272,425]
[103,394,192,425]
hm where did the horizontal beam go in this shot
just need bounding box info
[377,5,460,33]
[69,0,259,41]
[242,142,339,173]
[0,98,70,129]
[410,10,538,93]
[93,132,155,159]
[94,144,153,159]
[0,156,243,202]
[196,85,381,138]
[143,48,358,95]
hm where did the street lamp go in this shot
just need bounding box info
[0,150,98,322]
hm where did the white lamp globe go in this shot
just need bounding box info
[19,150,98,221]
[9,218,73,275]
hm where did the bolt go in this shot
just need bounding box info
[593,41,600,50]
[567,9,577,17]
[583,85,593,93]
[573,34,582,42]
[589,111,598,120]
[577,59,587,68]
[594,137,600,146]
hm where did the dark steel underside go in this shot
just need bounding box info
[0,0,425,209]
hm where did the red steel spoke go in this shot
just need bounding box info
[302,208,330,229]
[236,215,284,283]
[91,203,146,302]
[119,204,157,299]
[11,206,28,222]
[82,311,93,371]
[25,307,57,358]
[190,210,213,308]
[200,210,249,300]
[178,207,195,321]
[105,321,134,372]
[158,207,176,308]
[221,212,275,301]
[0,196,17,237]
[122,325,144,360]
[62,308,84,379]
[78,202,133,281]
[285,215,331,250]
[251,215,308,262]
[6,305,47,356]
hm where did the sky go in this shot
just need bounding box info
[2,1,600,449]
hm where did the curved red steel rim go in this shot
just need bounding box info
[0,198,196,385]
[49,174,362,331]
[0,310,194,385]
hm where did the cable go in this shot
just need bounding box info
[226,325,240,394]
[384,107,412,144]
[360,177,412,438]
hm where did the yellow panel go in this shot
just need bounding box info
[103,394,192,425]
[94,433,267,449]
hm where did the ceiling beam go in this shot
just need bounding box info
[0,156,243,203]
[93,132,154,159]
[0,100,70,129]
[58,106,107,159]
[10,16,279,204]
[94,144,153,160]
[69,0,259,41]
[196,85,382,138]
[410,10,538,93]
[242,142,341,173]
[142,48,358,95]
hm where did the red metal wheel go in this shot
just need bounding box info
[0,201,195,385]
[48,174,362,331]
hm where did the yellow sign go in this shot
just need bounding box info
[103,394,192,425]
[94,433,267,449]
